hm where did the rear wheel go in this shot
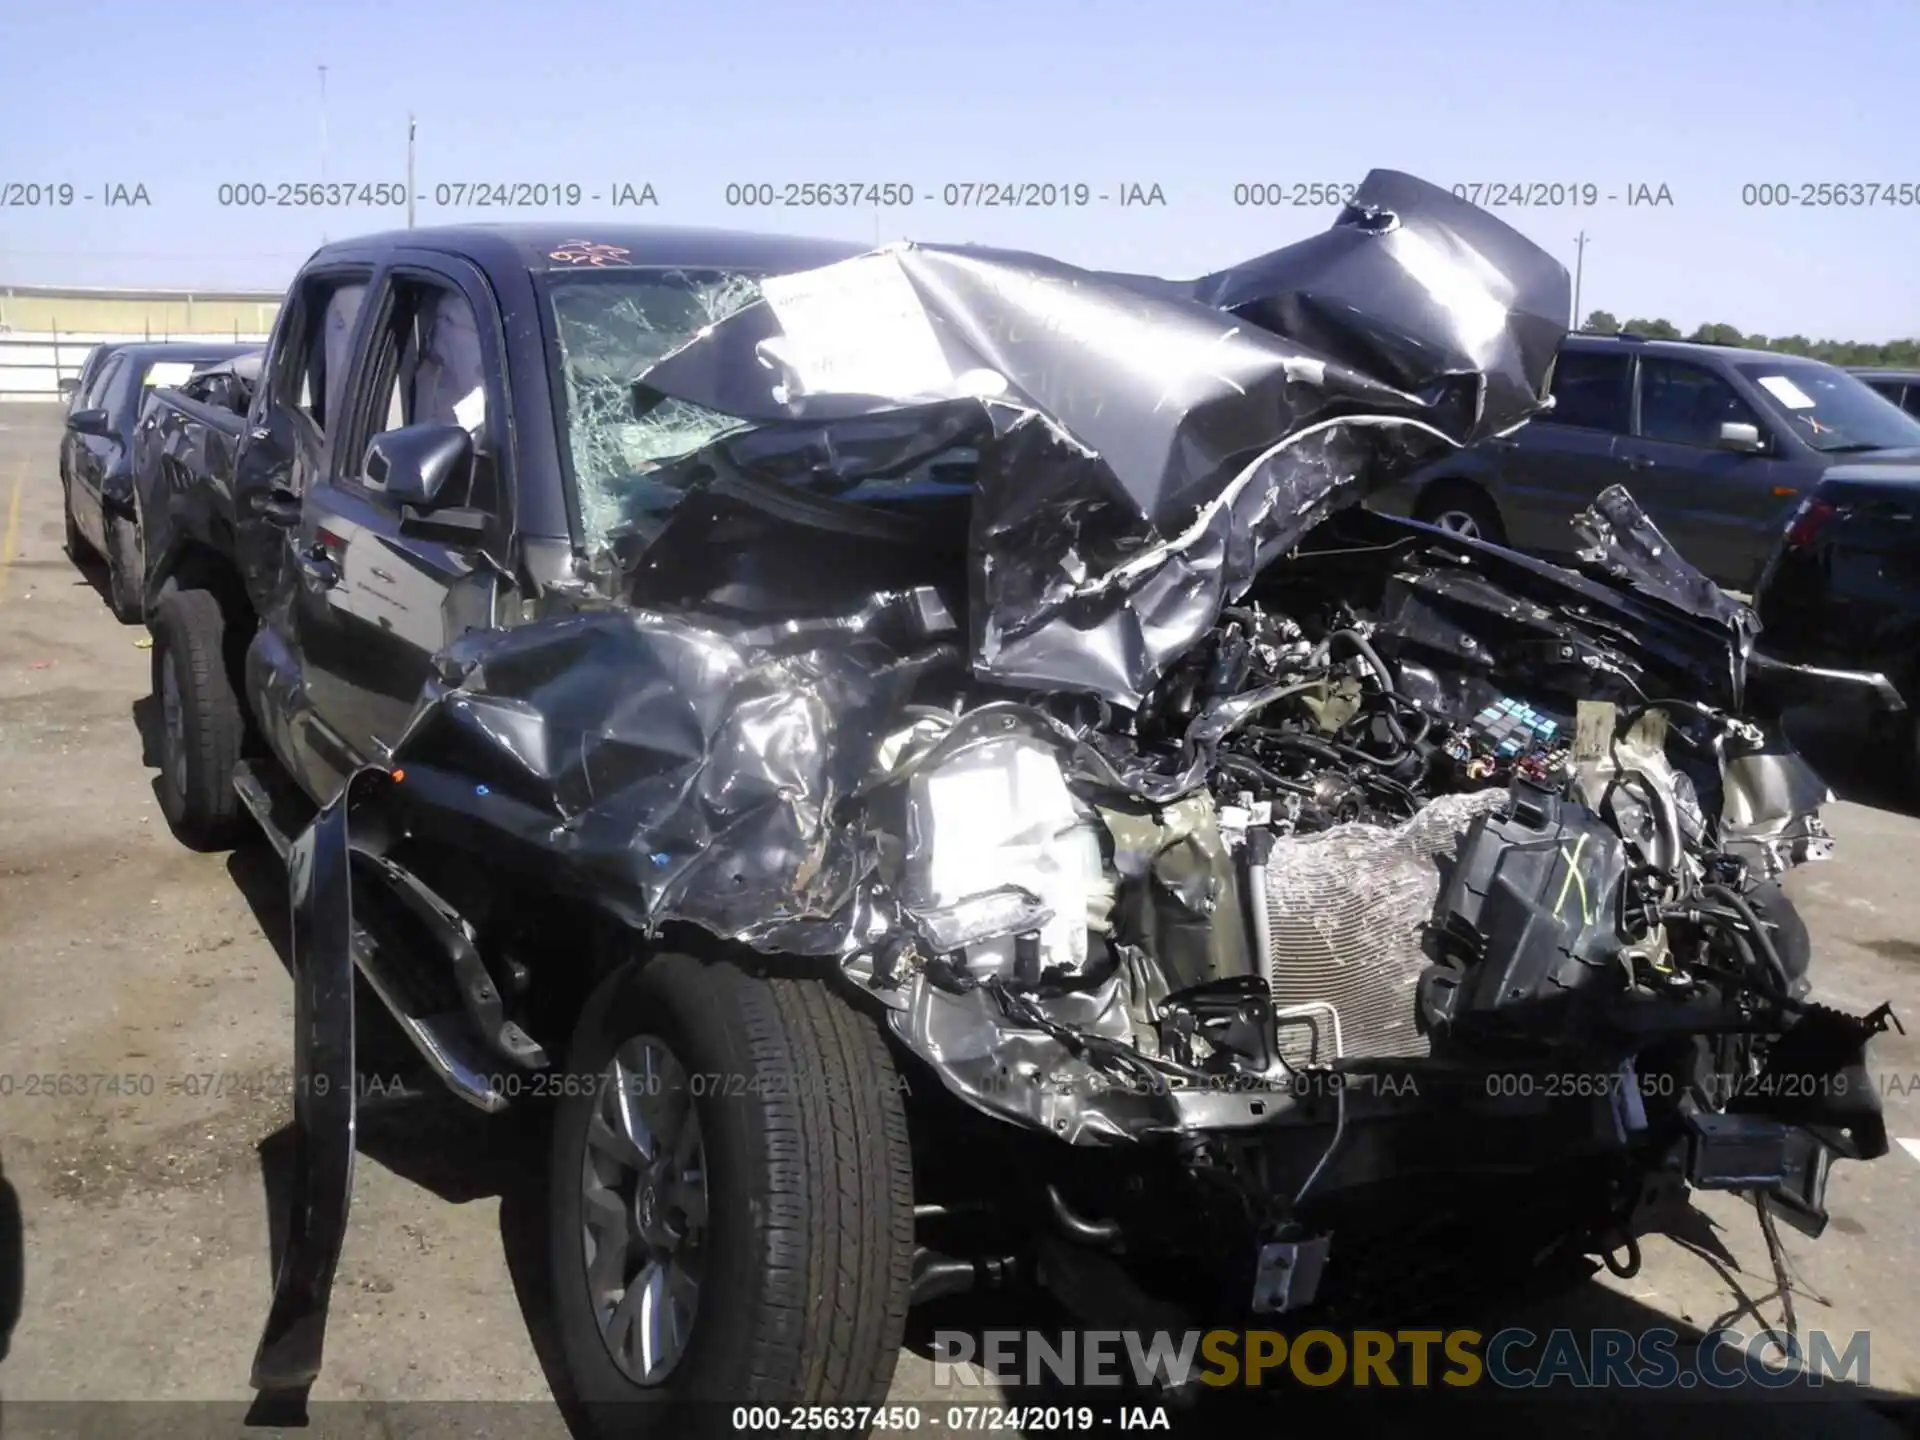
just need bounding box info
[151,588,246,849]
[105,512,144,622]
[1416,480,1506,545]
[548,953,914,1439]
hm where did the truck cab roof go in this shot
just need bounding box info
[307,222,870,278]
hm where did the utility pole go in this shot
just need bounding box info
[407,113,417,229]
[318,64,330,244]
[1571,230,1589,330]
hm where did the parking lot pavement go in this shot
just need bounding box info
[1,400,1916,1436]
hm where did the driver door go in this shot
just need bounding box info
[289,258,513,764]
[1615,357,1795,588]
[68,354,131,551]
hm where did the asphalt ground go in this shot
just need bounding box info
[1,402,1916,1437]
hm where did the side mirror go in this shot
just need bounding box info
[68,408,111,438]
[363,422,474,510]
[1718,421,1767,454]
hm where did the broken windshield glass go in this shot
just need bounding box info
[543,270,764,549]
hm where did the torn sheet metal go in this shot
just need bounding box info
[1573,485,1758,650]
[381,607,961,955]
[627,170,1570,707]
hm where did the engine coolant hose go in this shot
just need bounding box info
[1700,883,1793,992]
[1310,628,1396,694]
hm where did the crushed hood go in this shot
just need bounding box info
[626,169,1571,707]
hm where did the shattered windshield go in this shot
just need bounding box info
[543,269,764,550]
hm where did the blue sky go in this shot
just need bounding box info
[1,0,1915,339]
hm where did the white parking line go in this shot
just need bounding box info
[1898,1138,1920,1165]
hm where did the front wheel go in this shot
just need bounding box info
[548,953,914,1440]
[106,511,144,622]
[150,588,246,849]
[1416,480,1506,545]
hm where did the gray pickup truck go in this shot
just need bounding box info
[148,177,1895,1438]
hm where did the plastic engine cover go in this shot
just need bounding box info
[1421,785,1628,1044]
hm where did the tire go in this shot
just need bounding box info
[1415,480,1507,545]
[106,511,144,623]
[151,588,246,849]
[548,953,914,1440]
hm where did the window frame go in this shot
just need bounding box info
[1543,347,1635,434]
[331,256,514,542]
[97,353,143,425]
[267,267,375,440]
[1632,355,1771,452]
[82,352,128,413]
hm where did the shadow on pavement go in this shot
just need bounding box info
[905,1253,1919,1438]
[1786,707,1919,821]
[0,1149,21,1365]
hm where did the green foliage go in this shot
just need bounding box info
[1585,315,1920,367]
[1621,318,1682,339]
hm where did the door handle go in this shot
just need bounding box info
[297,542,341,589]
[1626,455,1655,470]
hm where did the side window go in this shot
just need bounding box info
[1901,386,1920,420]
[83,354,125,410]
[361,277,497,513]
[282,277,369,434]
[99,356,141,421]
[1637,358,1765,448]
[391,285,485,434]
[70,349,106,410]
[1546,350,1632,432]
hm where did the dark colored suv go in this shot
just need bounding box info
[1753,463,1920,783]
[1850,368,1920,418]
[1371,334,1920,589]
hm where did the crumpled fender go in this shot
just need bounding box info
[249,770,384,1392]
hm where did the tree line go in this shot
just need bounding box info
[1578,311,1919,368]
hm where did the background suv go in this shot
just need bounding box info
[1372,334,1920,589]
[1851,367,1920,418]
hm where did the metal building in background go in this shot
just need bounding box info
[0,285,282,400]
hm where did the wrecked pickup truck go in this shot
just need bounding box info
[134,348,264,623]
[148,176,1896,1435]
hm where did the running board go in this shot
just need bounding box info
[234,761,506,1115]
[350,927,508,1115]
[233,760,296,862]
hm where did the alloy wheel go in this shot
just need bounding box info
[580,1034,709,1386]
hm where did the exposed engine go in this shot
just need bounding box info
[845,510,1894,1324]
